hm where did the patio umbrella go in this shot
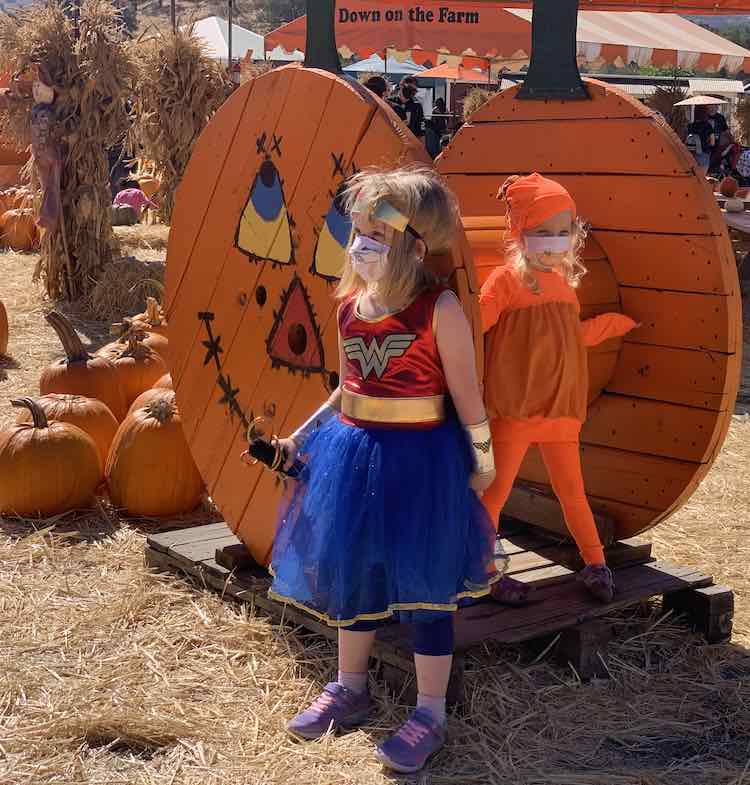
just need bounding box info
[417,63,491,83]
[674,94,729,106]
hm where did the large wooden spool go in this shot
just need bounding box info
[165,65,476,565]
[439,78,741,539]
[168,68,740,565]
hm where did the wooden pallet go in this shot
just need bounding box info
[144,521,733,705]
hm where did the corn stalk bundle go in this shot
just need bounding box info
[129,28,231,224]
[0,0,137,303]
[647,84,689,140]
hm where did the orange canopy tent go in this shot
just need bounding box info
[265,1,750,74]
[418,64,492,82]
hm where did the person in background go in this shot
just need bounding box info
[687,107,716,172]
[388,76,424,138]
[707,104,729,137]
[712,130,741,177]
[425,97,448,159]
[363,75,388,100]
[112,179,155,225]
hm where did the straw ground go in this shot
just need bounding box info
[1,246,750,784]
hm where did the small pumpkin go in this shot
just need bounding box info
[41,311,128,421]
[98,332,167,408]
[0,397,101,516]
[127,386,175,417]
[154,373,173,389]
[106,397,204,517]
[16,393,118,472]
[0,298,7,356]
[0,208,38,251]
[720,176,739,198]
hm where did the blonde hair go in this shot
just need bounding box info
[335,165,459,302]
[506,217,589,293]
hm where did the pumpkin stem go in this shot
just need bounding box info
[145,396,176,424]
[145,297,164,326]
[124,332,150,357]
[46,311,90,363]
[11,397,49,428]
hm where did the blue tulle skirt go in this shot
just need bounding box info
[269,416,499,627]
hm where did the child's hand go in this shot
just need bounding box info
[470,469,496,497]
[276,437,300,471]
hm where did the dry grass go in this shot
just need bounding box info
[2,251,750,783]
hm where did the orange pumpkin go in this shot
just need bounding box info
[104,317,169,364]
[0,299,7,356]
[154,373,173,389]
[97,333,167,407]
[16,393,118,472]
[41,311,128,421]
[0,397,101,516]
[0,208,37,251]
[720,176,739,198]
[127,386,175,416]
[106,397,205,516]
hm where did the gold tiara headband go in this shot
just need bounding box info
[353,198,424,244]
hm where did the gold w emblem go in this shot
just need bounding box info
[343,333,417,379]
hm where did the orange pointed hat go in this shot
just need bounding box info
[499,173,577,241]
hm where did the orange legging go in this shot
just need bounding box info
[482,439,605,566]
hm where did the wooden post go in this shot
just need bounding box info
[169,0,175,33]
[303,0,341,73]
[227,0,233,76]
[517,0,588,100]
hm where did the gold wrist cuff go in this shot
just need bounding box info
[465,420,495,475]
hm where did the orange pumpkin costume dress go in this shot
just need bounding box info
[479,174,637,567]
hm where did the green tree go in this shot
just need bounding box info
[251,0,306,29]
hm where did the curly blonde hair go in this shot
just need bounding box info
[335,165,460,302]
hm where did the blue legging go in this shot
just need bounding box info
[347,615,454,656]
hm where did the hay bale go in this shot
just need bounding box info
[0,0,138,304]
[129,27,231,224]
[84,255,165,322]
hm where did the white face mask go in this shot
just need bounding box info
[349,234,391,283]
[524,234,572,255]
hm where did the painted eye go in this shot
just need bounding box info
[311,184,353,280]
[236,158,293,264]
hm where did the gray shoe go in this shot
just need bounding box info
[286,682,371,740]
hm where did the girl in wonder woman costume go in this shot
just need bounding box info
[267,167,501,773]
[480,173,638,606]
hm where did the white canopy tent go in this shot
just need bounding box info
[343,54,425,76]
[189,16,264,63]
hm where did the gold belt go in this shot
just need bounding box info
[341,388,445,424]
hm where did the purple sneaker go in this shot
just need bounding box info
[286,682,371,740]
[376,708,447,773]
[578,564,615,603]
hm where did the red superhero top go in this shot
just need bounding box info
[338,287,448,429]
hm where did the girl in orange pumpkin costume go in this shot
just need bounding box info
[479,173,638,604]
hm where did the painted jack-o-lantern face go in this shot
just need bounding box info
[166,66,446,565]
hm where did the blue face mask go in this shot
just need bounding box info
[349,234,391,282]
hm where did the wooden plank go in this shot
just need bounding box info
[440,118,691,177]
[582,393,727,463]
[620,288,735,353]
[518,444,698,512]
[454,561,712,647]
[168,535,240,571]
[165,80,256,314]
[595,231,737,296]
[146,522,231,553]
[555,621,613,681]
[168,70,292,383]
[607,342,735,411]
[663,584,734,644]
[469,79,646,123]
[444,173,724,236]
